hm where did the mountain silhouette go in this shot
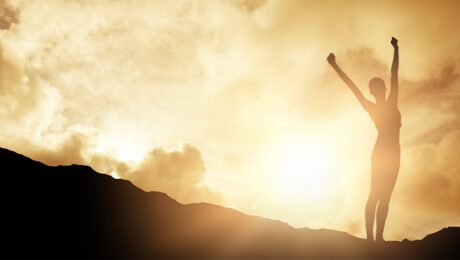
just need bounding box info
[0,147,458,258]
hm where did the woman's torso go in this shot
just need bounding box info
[367,102,401,150]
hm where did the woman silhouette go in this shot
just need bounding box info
[327,37,400,242]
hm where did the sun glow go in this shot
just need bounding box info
[91,131,151,164]
[270,137,335,201]
[110,170,121,179]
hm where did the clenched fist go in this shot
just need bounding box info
[327,53,336,65]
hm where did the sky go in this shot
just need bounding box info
[1,0,459,241]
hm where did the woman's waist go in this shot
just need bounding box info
[374,136,400,148]
[376,130,400,140]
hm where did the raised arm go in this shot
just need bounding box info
[327,53,372,111]
[388,37,399,106]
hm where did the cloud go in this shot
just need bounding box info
[0,0,223,206]
[26,125,98,166]
[234,0,267,13]
[27,127,221,204]
[390,130,460,239]
[0,0,18,30]
[400,63,460,145]
[120,143,223,204]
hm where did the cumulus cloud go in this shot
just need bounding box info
[26,125,99,166]
[121,143,223,204]
[27,127,221,204]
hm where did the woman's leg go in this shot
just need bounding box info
[375,167,399,242]
[365,191,378,242]
[375,197,389,242]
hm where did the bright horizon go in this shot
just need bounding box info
[1,0,460,241]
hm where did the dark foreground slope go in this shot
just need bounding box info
[0,147,458,258]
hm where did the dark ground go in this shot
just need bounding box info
[0,147,458,259]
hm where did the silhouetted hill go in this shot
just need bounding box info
[0,147,458,258]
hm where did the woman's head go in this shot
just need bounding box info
[369,77,386,100]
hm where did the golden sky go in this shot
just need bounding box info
[1,0,459,240]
